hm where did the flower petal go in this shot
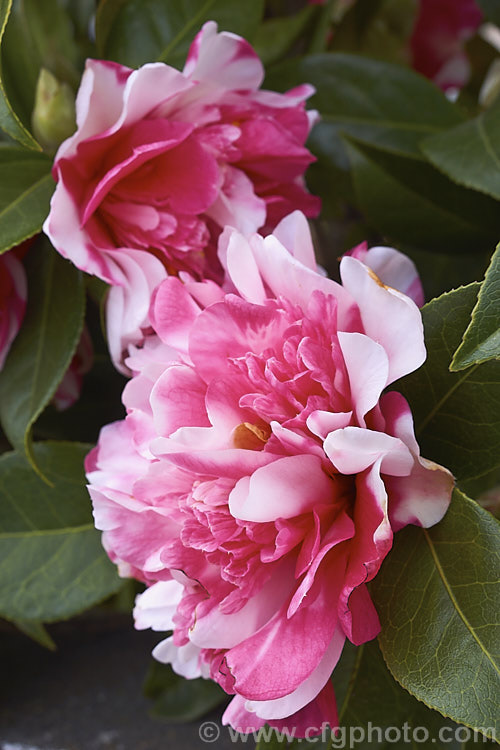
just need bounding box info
[229,454,333,522]
[340,256,426,384]
[324,427,414,477]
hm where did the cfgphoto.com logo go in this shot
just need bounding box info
[198,720,497,746]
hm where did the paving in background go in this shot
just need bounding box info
[0,618,247,750]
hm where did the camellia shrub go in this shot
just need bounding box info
[0,1,498,747]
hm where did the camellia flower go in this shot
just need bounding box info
[410,0,482,90]
[43,21,320,366]
[86,212,454,735]
[0,249,27,371]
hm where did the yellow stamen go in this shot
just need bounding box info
[232,422,270,450]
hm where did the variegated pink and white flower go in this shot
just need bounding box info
[86,212,453,736]
[44,21,320,368]
[410,0,482,90]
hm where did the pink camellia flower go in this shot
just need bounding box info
[410,0,482,90]
[86,212,453,736]
[0,250,27,371]
[43,21,320,366]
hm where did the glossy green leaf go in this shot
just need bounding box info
[0,0,40,148]
[256,641,488,749]
[397,283,500,485]
[400,244,491,304]
[334,641,480,750]
[266,53,462,160]
[0,242,85,475]
[476,0,500,25]
[329,0,418,66]
[96,0,264,70]
[1,0,80,132]
[422,95,500,202]
[0,146,54,254]
[144,660,226,722]
[372,489,500,739]
[451,244,500,371]
[344,136,500,253]
[253,6,317,66]
[0,442,122,621]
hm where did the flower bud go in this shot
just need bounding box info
[31,68,76,152]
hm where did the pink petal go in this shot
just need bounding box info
[338,462,391,644]
[324,427,414,476]
[62,59,131,155]
[273,210,317,271]
[247,623,345,722]
[134,579,183,631]
[81,120,194,223]
[219,227,267,304]
[306,410,352,441]
[222,695,267,733]
[207,166,266,235]
[105,248,167,371]
[251,233,355,324]
[229,454,333,522]
[289,516,354,617]
[150,365,210,437]
[189,296,287,382]
[380,392,454,529]
[44,178,123,285]
[117,62,193,130]
[152,276,202,353]
[361,245,425,307]
[337,331,389,425]
[340,256,426,384]
[222,560,341,701]
[386,457,454,531]
[160,447,278,479]
[153,636,207,679]
[190,559,295,649]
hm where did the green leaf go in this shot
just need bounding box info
[476,0,500,26]
[253,6,317,67]
[0,241,85,476]
[451,244,500,371]
[0,146,54,254]
[255,641,485,749]
[0,441,122,621]
[329,0,418,66]
[344,136,500,254]
[2,0,80,133]
[372,489,500,739]
[266,53,462,160]
[422,95,500,202]
[396,283,500,485]
[144,660,226,722]
[96,0,264,70]
[333,641,475,750]
[13,619,56,649]
[264,53,462,212]
[0,0,40,148]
